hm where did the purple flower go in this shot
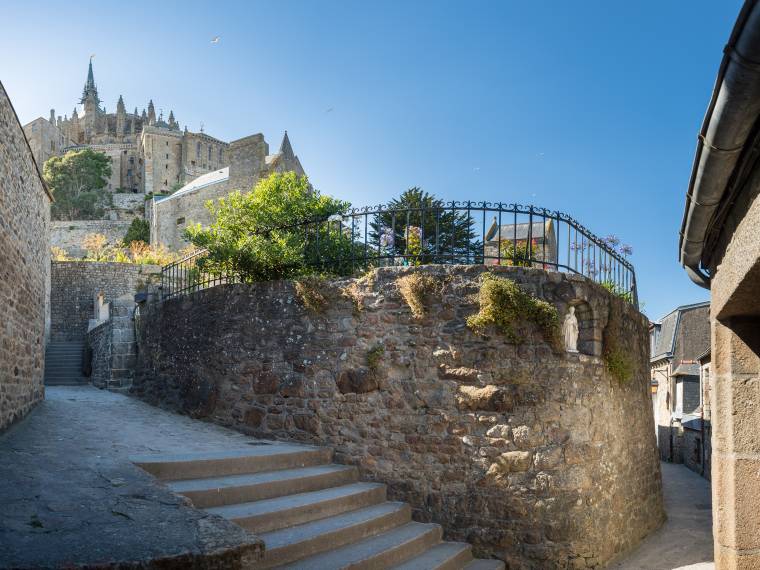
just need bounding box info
[379,227,395,249]
[620,244,633,256]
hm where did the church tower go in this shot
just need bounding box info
[80,58,101,140]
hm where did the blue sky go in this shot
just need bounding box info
[1,1,743,319]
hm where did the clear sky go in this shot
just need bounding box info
[1,1,743,320]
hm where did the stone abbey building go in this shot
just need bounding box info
[23,59,304,250]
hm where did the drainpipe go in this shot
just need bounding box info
[679,0,760,287]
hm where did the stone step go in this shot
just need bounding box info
[207,482,387,534]
[464,559,506,570]
[272,520,441,569]
[260,502,413,568]
[45,378,88,386]
[133,445,332,481]
[392,541,473,570]
[167,464,359,508]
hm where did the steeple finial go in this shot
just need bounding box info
[279,130,295,159]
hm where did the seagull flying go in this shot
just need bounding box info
[325,107,334,114]
[211,36,220,44]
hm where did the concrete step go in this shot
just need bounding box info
[167,464,359,508]
[207,482,387,534]
[392,541,473,570]
[45,378,88,386]
[464,560,506,570]
[133,445,332,481]
[260,502,413,568]
[273,520,441,569]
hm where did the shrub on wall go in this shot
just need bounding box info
[467,273,559,345]
[123,219,150,246]
[397,273,439,318]
[603,300,634,384]
[43,148,112,221]
[185,172,353,282]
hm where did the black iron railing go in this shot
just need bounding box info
[160,201,638,307]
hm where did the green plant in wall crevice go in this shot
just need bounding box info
[466,273,559,345]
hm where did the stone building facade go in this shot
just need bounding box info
[150,132,304,250]
[0,81,52,430]
[678,3,760,567]
[24,59,305,252]
[133,265,664,568]
[649,302,710,472]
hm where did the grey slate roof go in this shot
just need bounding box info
[672,363,700,376]
[485,220,552,243]
[650,301,710,363]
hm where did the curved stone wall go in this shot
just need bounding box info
[133,266,664,568]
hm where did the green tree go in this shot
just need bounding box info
[369,187,480,264]
[185,172,351,281]
[123,218,150,246]
[43,148,112,221]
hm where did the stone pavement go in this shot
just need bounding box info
[0,386,313,569]
[611,461,714,570]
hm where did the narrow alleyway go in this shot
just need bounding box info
[611,462,713,570]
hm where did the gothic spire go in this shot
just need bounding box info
[80,57,100,105]
[279,130,295,159]
[116,95,126,114]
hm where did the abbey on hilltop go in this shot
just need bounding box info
[23,59,305,252]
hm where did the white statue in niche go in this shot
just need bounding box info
[563,306,579,353]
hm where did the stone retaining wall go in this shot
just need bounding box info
[133,266,664,568]
[0,82,51,431]
[52,220,132,258]
[51,261,160,342]
[85,299,139,391]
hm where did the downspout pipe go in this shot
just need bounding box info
[679,0,760,287]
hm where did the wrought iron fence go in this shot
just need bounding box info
[160,201,638,307]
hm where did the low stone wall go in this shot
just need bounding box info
[85,299,139,391]
[51,261,160,342]
[0,81,51,431]
[133,266,664,568]
[52,220,132,258]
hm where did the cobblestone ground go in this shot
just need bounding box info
[611,461,714,570]
[0,386,289,568]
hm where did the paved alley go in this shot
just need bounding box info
[0,386,314,568]
[612,461,713,570]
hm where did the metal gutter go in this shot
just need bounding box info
[679,0,760,287]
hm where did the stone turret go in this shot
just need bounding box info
[116,95,126,134]
[168,110,177,130]
[49,109,55,125]
[279,130,295,159]
[147,100,156,125]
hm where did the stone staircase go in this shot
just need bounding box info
[133,444,504,569]
[44,341,87,386]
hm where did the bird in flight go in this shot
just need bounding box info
[473,166,480,172]
[211,36,221,44]
[325,107,334,114]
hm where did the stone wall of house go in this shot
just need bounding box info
[86,320,111,387]
[0,82,52,431]
[52,220,132,257]
[51,261,160,342]
[133,265,664,568]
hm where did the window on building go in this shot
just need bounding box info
[166,153,169,159]
[208,146,212,161]
[191,160,195,166]
[196,142,201,157]
[50,141,54,151]
[165,164,168,170]
[166,141,169,146]
[219,148,223,162]
[176,217,185,225]
[164,180,168,186]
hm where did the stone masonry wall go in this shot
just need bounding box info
[133,266,664,568]
[51,261,160,342]
[52,220,132,258]
[85,298,139,391]
[0,82,51,431]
